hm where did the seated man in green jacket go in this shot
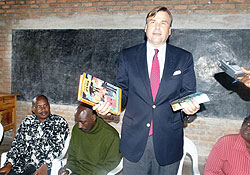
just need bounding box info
[58,103,121,175]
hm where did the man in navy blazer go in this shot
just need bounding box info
[94,6,200,175]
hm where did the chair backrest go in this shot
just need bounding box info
[51,132,123,175]
[0,123,3,142]
[177,136,200,175]
[57,132,71,160]
[50,133,71,175]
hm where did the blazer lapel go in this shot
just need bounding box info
[155,44,175,103]
[135,43,153,103]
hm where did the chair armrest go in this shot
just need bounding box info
[107,158,123,175]
[50,158,67,175]
[56,133,71,160]
[1,152,7,168]
[0,123,3,142]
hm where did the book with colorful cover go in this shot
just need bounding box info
[170,92,210,112]
[77,72,122,116]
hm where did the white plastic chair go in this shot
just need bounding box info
[177,136,200,175]
[0,133,71,170]
[53,134,123,175]
[0,123,3,142]
[56,156,123,175]
[0,152,7,168]
[107,158,123,175]
[49,130,123,175]
[1,132,123,175]
[50,133,71,175]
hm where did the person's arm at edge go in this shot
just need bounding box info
[180,53,200,115]
[0,162,12,174]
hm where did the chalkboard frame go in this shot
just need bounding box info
[11,29,250,119]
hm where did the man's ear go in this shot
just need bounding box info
[169,28,172,36]
[92,114,97,122]
[31,106,35,114]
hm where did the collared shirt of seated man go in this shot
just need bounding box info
[0,95,69,175]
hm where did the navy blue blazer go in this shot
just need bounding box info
[116,42,196,166]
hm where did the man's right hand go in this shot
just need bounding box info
[58,167,70,175]
[92,101,111,116]
[0,163,12,175]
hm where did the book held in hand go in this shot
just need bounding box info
[218,60,245,79]
[170,92,210,112]
[77,72,122,116]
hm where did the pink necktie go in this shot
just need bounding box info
[150,49,160,101]
[149,49,160,136]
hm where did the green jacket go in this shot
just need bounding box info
[66,117,121,175]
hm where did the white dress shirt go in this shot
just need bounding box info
[146,42,166,81]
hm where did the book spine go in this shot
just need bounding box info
[77,74,84,101]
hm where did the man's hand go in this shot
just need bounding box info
[33,164,48,175]
[58,167,70,175]
[92,101,111,116]
[182,99,200,115]
[0,163,12,175]
[237,67,250,88]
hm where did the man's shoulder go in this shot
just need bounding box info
[22,114,36,123]
[122,42,145,53]
[167,43,192,55]
[50,114,65,120]
[99,118,119,137]
[216,134,239,146]
[49,114,68,125]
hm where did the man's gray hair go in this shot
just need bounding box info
[32,95,49,108]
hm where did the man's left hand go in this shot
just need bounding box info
[182,99,200,115]
[237,67,250,88]
[33,164,48,175]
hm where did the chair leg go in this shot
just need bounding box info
[1,152,7,168]
[177,154,185,175]
[187,143,200,175]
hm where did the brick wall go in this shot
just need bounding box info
[1,0,249,168]
[0,26,12,93]
[16,101,122,134]
[0,0,249,18]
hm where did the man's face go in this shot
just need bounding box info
[145,11,171,48]
[75,108,96,132]
[240,118,250,143]
[33,97,50,122]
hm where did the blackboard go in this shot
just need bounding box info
[11,29,250,119]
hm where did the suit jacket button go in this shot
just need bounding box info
[152,105,156,109]
[146,123,150,128]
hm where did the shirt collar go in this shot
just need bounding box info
[146,42,166,54]
[32,113,52,123]
[85,117,102,134]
